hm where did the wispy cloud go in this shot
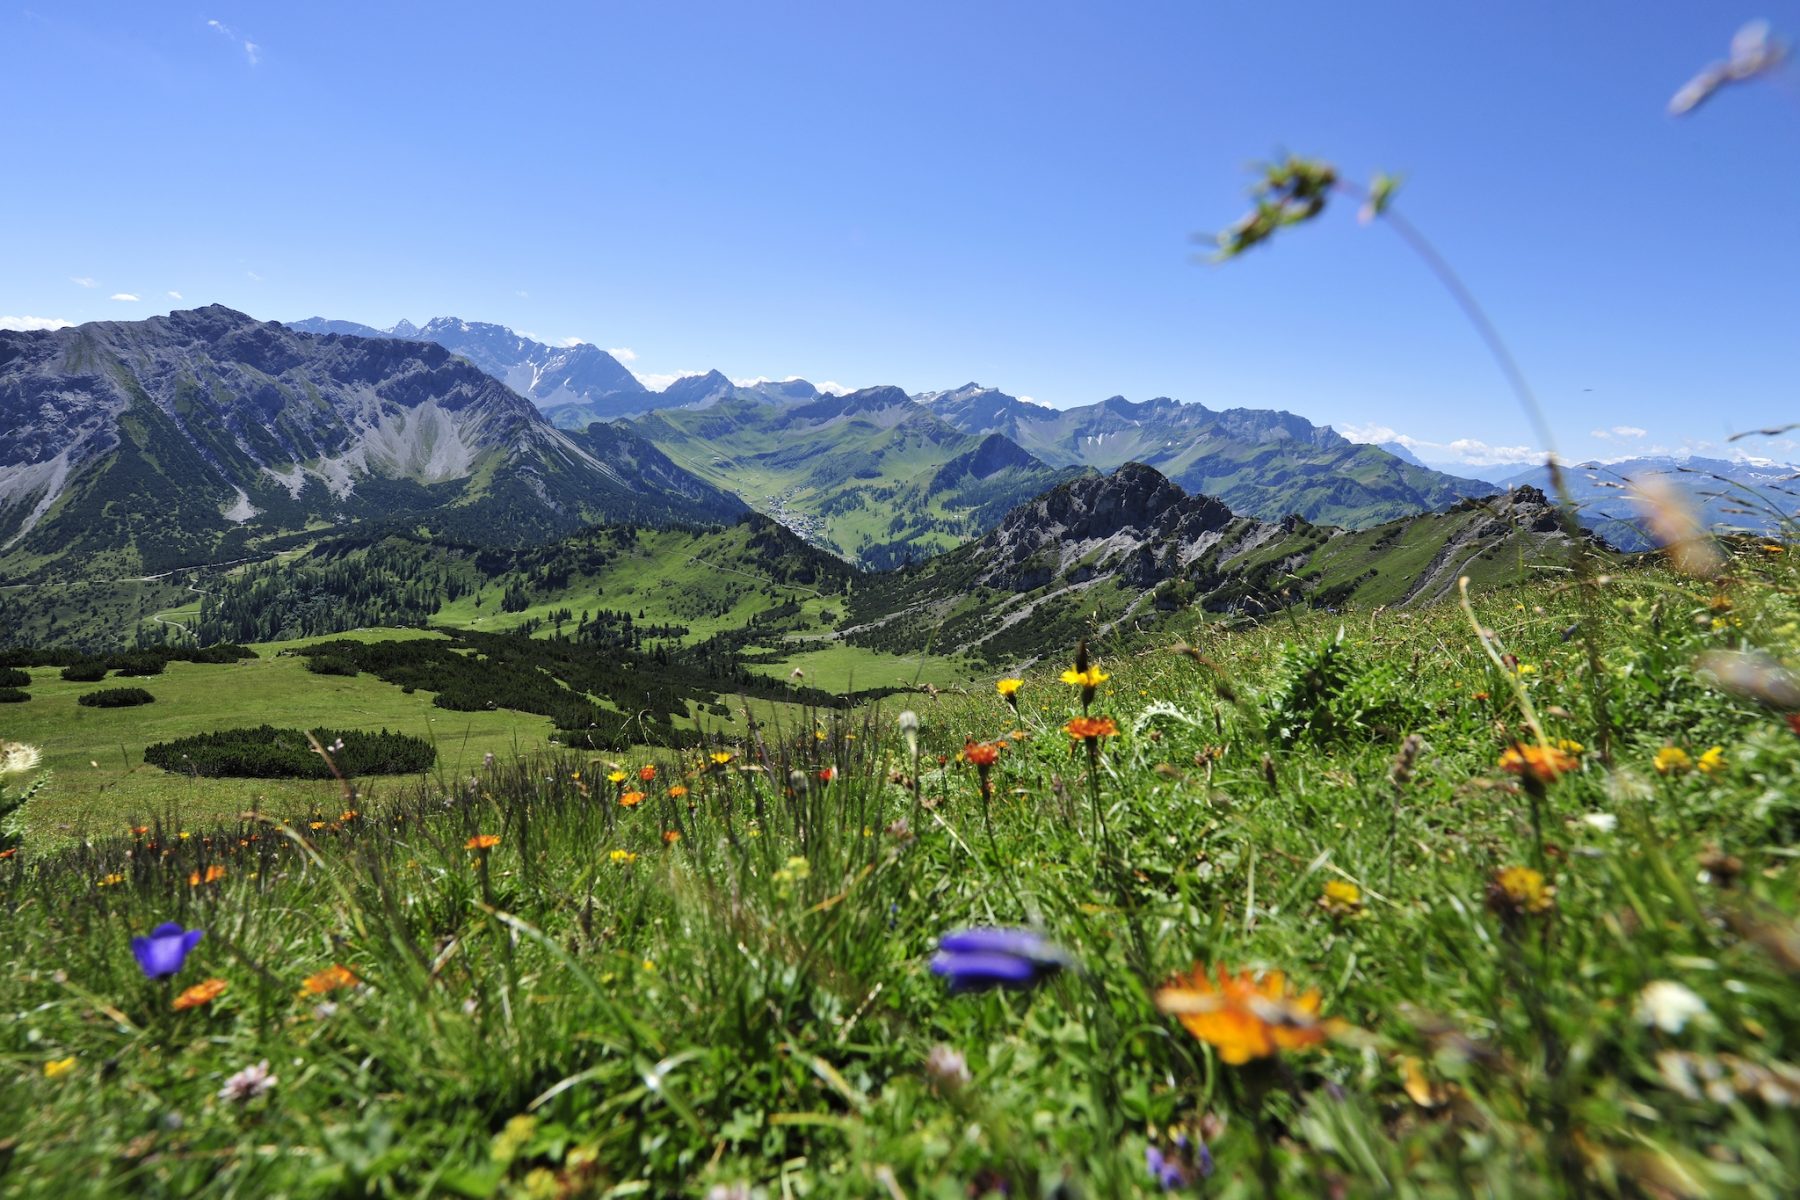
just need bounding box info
[606,347,638,362]
[167,290,183,300]
[245,270,262,282]
[1338,422,1542,468]
[1590,425,1648,441]
[70,276,97,288]
[207,18,259,65]
[514,290,529,299]
[558,337,587,348]
[0,315,74,332]
[109,293,139,302]
[815,381,852,395]
[634,369,702,391]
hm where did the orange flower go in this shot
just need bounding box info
[0,848,16,860]
[339,810,359,822]
[465,834,501,851]
[1499,742,1578,787]
[662,830,682,844]
[668,785,689,799]
[173,977,228,1011]
[619,790,645,808]
[639,765,657,782]
[188,865,226,886]
[963,740,1001,767]
[1156,965,1332,1064]
[1063,716,1119,742]
[301,964,360,995]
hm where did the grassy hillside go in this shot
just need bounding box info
[4,540,1799,1196]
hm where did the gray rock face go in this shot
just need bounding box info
[0,306,743,578]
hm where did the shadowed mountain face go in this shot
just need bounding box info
[0,307,744,580]
[1498,456,1800,551]
[846,462,1596,663]
[916,383,1495,528]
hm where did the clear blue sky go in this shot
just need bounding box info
[3,2,1797,469]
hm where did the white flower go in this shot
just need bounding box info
[1635,980,1709,1034]
[924,1043,971,1092]
[217,1059,278,1104]
[1581,812,1618,833]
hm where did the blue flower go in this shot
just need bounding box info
[132,922,203,979]
[929,927,1068,993]
[1145,1135,1213,1191]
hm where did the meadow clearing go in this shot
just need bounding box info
[4,542,1799,1197]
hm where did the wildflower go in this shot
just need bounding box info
[217,1060,277,1105]
[172,977,228,1011]
[1319,879,1363,918]
[639,765,656,782]
[668,785,689,799]
[1487,866,1555,919]
[188,865,226,886]
[1499,742,1579,787]
[1697,745,1727,775]
[1582,812,1619,833]
[483,751,496,768]
[929,927,1070,993]
[610,849,638,864]
[1636,980,1709,1034]
[312,1001,339,1020]
[465,834,501,851]
[963,740,1001,768]
[301,964,360,995]
[131,825,149,836]
[662,830,681,845]
[1059,666,1108,689]
[996,678,1023,715]
[131,922,204,980]
[896,710,919,757]
[710,751,734,766]
[0,848,15,860]
[99,873,125,887]
[1515,663,1539,676]
[1156,966,1332,1064]
[1654,746,1693,775]
[1145,1135,1214,1190]
[924,1044,971,1092]
[619,790,645,808]
[1063,716,1119,743]
[606,770,627,785]
[817,767,835,783]
[44,1056,77,1079]
[309,820,327,830]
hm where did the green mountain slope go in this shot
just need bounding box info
[919,384,1495,528]
[624,387,1081,568]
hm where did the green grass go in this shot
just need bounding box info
[5,633,560,843]
[5,551,1800,1196]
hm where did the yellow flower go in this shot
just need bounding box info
[609,849,638,864]
[641,959,657,972]
[98,873,125,887]
[1319,879,1363,917]
[710,751,734,766]
[1059,666,1109,689]
[606,770,628,785]
[996,678,1024,698]
[1156,966,1333,1064]
[1488,866,1555,917]
[1515,663,1538,676]
[1696,745,1726,775]
[44,1056,77,1079]
[1653,746,1693,775]
[1554,738,1584,754]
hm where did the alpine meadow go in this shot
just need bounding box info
[3,8,1800,1199]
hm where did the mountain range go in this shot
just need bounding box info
[0,307,743,581]
[1498,456,1800,551]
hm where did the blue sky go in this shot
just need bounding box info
[2,2,1796,470]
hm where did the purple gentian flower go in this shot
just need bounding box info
[131,922,203,979]
[929,927,1068,993]
[1145,1135,1213,1191]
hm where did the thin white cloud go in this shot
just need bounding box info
[1612,425,1647,439]
[514,290,529,298]
[245,270,262,281]
[558,337,587,348]
[606,347,638,362]
[815,381,851,395]
[167,290,183,300]
[70,276,97,288]
[1338,422,1542,468]
[0,315,74,332]
[207,18,259,65]
[109,293,139,302]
